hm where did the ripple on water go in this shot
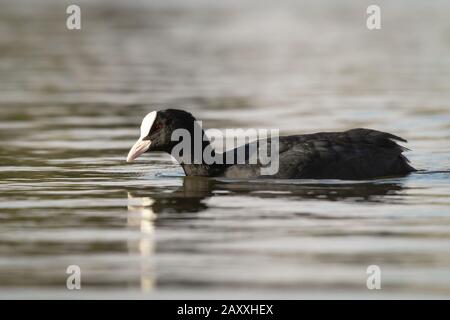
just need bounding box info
[0,0,450,299]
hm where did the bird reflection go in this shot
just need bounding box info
[126,177,405,291]
[126,193,156,292]
[128,177,406,216]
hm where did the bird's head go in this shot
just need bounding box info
[126,109,197,162]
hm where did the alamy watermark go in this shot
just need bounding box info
[366,5,381,30]
[67,5,382,32]
[170,121,280,176]
[366,265,381,290]
[66,265,81,290]
[66,5,81,30]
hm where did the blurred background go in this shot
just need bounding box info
[0,0,449,298]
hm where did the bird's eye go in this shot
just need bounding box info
[152,123,162,133]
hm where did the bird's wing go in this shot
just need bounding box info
[271,129,413,179]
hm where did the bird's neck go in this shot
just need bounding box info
[169,128,219,176]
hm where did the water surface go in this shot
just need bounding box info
[0,0,450,298]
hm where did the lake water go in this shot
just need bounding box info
[0,0,449,299]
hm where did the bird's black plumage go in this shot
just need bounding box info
[128,109,416,180]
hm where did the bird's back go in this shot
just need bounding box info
[220,128,415,180]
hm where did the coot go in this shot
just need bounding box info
[127,109,415,180]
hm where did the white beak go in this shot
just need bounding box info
[126,138,152,162]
